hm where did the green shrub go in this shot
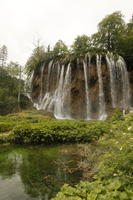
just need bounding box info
[13,121,110,144]
[52,114,133,200]
[52,178,133,200]
[0,122,16,132]
[108,108,124,122]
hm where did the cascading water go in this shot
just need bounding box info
[54,63,71,119]
[116,56,130,109]
[83,58,91,120]
[62,63,71,118]
[32,53,131,120]
[106,53,117,108]
[106,54,130,110]
[96,55,107,120]
[54,65,65,119]
[39,63,45,105]
[39,61,53,110]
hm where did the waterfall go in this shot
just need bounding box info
[54,63,71,119]
[106,54,130,110]
[46,63,61,112]
[39,61,53,110]
[39,63,45,104]
[54,65,65,118]
[47,60,53,92]
[106,53,117,108]
[25,71,34,100]
[83,58,91,120]
[62,63,71,118]
[96,55,107,120]
[32,53,131,120]
[116,56,130,109]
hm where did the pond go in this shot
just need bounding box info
[0,144,85,200]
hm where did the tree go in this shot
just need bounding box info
[0,65,32,115]
[6,61,20,78]
[53,40,68,57]
[25,44,45,76]
[0,45,8,66]
[0,66,19,114]
[5,62,23,110]
[92,11,126,52]
[118,15,133,70]
[126,15,133,33]
[129,14,133,23]
[71,35,91,56]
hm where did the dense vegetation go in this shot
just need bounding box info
[0,111,109,144]
[25,11,133,76]
[0,64,32,115]
[0,110,133,199]
[52,113,133,200]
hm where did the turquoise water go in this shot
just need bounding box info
[0,144,81,200]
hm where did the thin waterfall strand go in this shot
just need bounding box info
[83,60,91,120]
[96,55,107,120]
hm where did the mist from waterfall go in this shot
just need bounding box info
[32,53,131,120]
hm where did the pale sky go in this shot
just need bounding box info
[0,0,132,65]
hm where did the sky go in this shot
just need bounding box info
[0,0,132,65]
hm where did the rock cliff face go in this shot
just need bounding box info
[31,53,133,120]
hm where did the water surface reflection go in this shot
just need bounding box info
[0,144,81,200]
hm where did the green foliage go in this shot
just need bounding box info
[25,11,133,74]
[25,40,70,76]
[0,66,19,114]
[108,108,124,122]
[52,40,69,58]
[71,35,91,57]
[6,61,21,78]
[52,114,133,200]
[0,45,8,66]
[13,120,109,144]
[0,66,31,115]
[92,11,125,52]
[0,111,110,144]
[25,45,46,76]
[118,22,133,70]
[0,112,133,199]
[0,122,15,132]
[52,178,133,200]
[0,111,52,142]
[90,11,133,70]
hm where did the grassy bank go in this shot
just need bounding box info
[0,110,110,144]
[0,110,52,143]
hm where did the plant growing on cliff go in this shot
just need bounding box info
[71,35,92,57]
[25,43,46,76]
[52,40,69,59]
[25,11,133,75]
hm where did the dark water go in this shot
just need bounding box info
[0,144,82,200]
